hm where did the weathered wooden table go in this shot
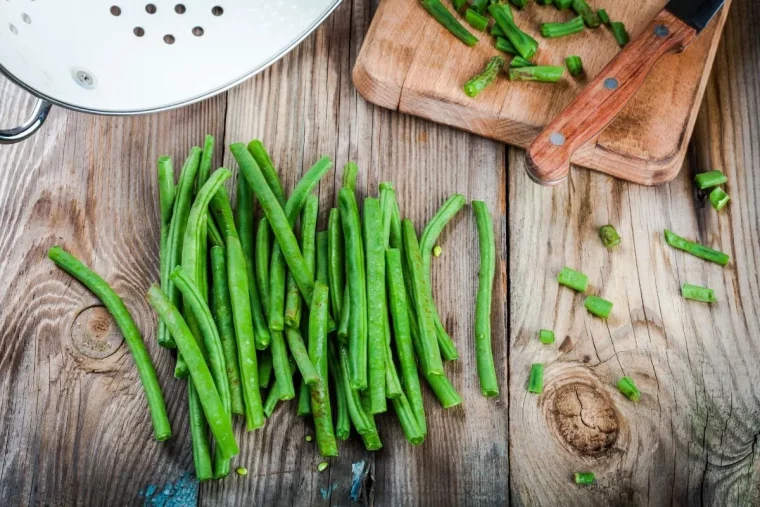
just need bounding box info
[1,1,758,505]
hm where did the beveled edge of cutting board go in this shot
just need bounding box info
[353,0,731,186]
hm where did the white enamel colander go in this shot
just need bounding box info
[0,0,341,143]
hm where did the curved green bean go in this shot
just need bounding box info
[386,249,426,434]
[159,146,202,349]
[247,140,287,207]
[49,247,171,441]
[327,209,345,319]
[146,285,239,459]
[402,220,444,376]
[285,328,320,386]
[207,216,224,248]
[285,194,318,328]
[236,179,271,350]
[211,247,244,415]
[363,198,387,414]
[255,218,272,319]
[472,201,499,397]
[308,282,338,457]
[339,187,368,390]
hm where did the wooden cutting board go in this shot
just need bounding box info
[353,0,731,185]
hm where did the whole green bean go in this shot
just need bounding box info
[472,201,499,397]
[383,324,404,400]
[327,345,351,440]
[358,394,383,451]
[364,198,387,414]
[211,247,245,415]
[297,378,312,417]
[337,344,372,434]
[49,247,171,441]
[255,218,272,319]
[146,285,239,459]
[196,135,215,312]
[285,328,320,385]
[316,231,329,285]
[270,330,295,400]
[157,157,176,302]
[309,282,339,457]
[339,187,368,390]
[379,183,395,248]
[187,382,212,481]
[285,194,318,327]
[258,350,273,389]
[197,135,215,191]
[327,209,345,320]
[236,179,271,350]
[402,220,444,376]
[207,216,225,248]
[247,140,287,207]
[391,393,425,445]
[421,194,466,361]
[175,353,190,379]
[337,285,350,342]
[386,249,426,434]
[263,359,297,417]
[159,147,202,349]
[232,143,333,316]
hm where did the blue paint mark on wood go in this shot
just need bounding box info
[320,482,338,500]
[350,460,368,502]
[139,471,198,507]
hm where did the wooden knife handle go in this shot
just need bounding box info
[526,9,697,186]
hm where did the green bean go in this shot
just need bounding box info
[207,216,224,248]
[664,229,729,266]
[379,183,395,248]
[308,282,338,457]
[473,201,499,397]
[232,144,333,315]
[383,327,404,400]
[610,21,629,47]
[159,147,202,349]
[464,56,506,98]
[402,220,444,376]
[316,231,329,285]
[49,247,171,441]
[157,157,176,318]
[247,140,287,207]
[540,15,585,38]
[337,344,372,434]
[508,66,564,83]
[255,218,272,319]
[327,209,345,320]
[175,353,190,379]
[597,8,610,25]
[285,194,318,327]
[146,285,238,459]
[364,198,387,413]
[187,383,212,480]
[358,394,383,451]
[584,295,613,319]
[258,350,273,389]
[211,247,245,415]
[342,161,359,191]
[488,3,538,60]
[421,0,479,47]
[263,359,297,417]
[285,328,320,385]
[339,187,369,390]
[169,267,233,477]
[236,179,271,350]
[421,194,465,361]
[297,378,312,417]
[386,249,426,434]
[565,55,584,77]
[571,0,601,28]
[495,36,518,55]
[327,345,351,440]
[197,135,215,191]
[337,285,350,342]
[695,170,728,190]
[270,330,295,400]
[391,393,425,445]
[710,188,730,211]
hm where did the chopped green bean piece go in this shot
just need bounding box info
[539,329,555,344]
[709,188,730,211]
[491,24,506,37]
[452,0,467,11]
[528,364,544,394]
[465,9,489,32]
[495,36,517,55]
[554,0,572,8]
[541,16,585,38]
[565,55,583,77]
[464,56,506,97]
[433,245,443,257]
[597,8,610,25]
[510,56,535,68]
[663,230,729,266]
[421,0,479,47]
[470,0,488,14]
[571,0,600,27]
[236,467,248,476]
[575,472,595,485]
[489,3,538,60]
[617,377,641,402]
[317,462,329,472]
[510,0,529,9]
[610,21,629,46]
[509,66,564,83]
[557,266,588,292]
[305,435,313,442]
[695,170,728,190]
[682,284,716,303]
[599,224,621,248]
[585,295,613,319]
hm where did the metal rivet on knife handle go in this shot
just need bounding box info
[654,24,670,37]
[550,133,565,146]
[604,78,619,90]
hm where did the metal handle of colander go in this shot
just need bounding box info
[0,97,52,144]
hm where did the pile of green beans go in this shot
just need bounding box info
[47,138,501,482]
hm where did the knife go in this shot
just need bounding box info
[525,0,726,186]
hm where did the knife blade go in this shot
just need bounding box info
[525,0,727,186]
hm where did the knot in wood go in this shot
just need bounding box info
[547,383,620,457]
[70,306,123,360]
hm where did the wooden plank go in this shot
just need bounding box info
[354,0,731,185]
[203,1,509,505]
[507,0,760,502]
[0,76,227,506]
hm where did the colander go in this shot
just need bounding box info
[0,0,341,144]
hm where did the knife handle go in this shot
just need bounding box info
[526,9,697,186]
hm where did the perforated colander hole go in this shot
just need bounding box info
[163,34,175,45]
[192,26,204,37]
[212,6,223,16]
[145,4,157,14]
[110,6,121,16]
[9,23,17,35]
[21,13,31,24]
[134,27,145,37]
[175,4,186,14]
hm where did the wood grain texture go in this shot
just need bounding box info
[354,0,731,185]
[526,10,697,185]
[508,0,760,502]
